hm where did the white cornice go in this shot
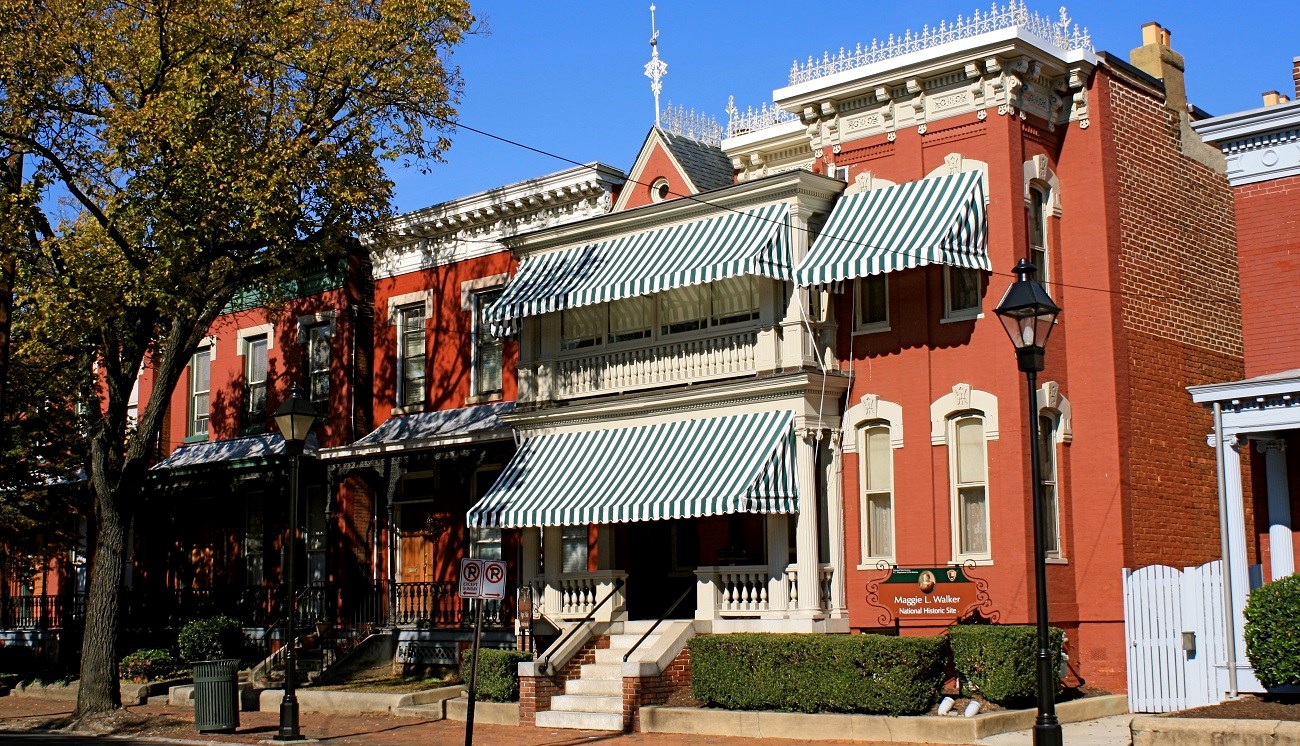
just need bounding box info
[1192,100,1300,144]
[1192,101,1300,186]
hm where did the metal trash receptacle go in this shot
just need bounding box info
[192,658,240,733]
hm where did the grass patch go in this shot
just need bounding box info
[312,675,454,693]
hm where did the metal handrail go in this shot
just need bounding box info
[537,577,625,676]
[622,584,693,663]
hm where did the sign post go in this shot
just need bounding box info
[458,558,507,746]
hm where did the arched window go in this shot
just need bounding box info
[950,414,990,560]
[859,424,895,561]
[1028,184,1050,285]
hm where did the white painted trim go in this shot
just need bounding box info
[460,273,509,311]
[1035,380,1072,444]
[199,335,218,360]
[296,310,337,343]
[930,383,998,444]
[841,394,903,452]
[236,323,275,352]
[386,290,433,326]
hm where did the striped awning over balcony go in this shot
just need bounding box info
[467,410,799,528]
[794,170,989,286]
[486,203,792,333]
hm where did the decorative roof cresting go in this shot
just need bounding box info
[661,102,724,146]
[726,96,798,138]
[788,2,1093,86]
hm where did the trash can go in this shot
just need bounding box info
[192,658,241,733]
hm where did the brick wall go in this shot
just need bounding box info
[1231,174,1300,377]
[623,646,692,732]
[1105,70,1245,568]
[517,634,609,726]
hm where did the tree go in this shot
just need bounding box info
[0,0,475,717]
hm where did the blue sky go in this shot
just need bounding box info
[388,0,1297,213]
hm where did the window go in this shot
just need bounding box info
[944,266,982,319]
[609,296,652,343]
[561,525,588,574]
[650,178,671,202]
[860,425,894,561]
[950,415,990,560]
[397,305,426,407]
[472,289,504,396]
[189,347,211,438]
[660,284,709,335]
[303,324,331,413]
[471,527,503,561]
[1028,185,1049,286]
[244,335,268,423]
[711,276,760,325]
[855,274,889,332]
[1038,414,1061,557]
[561,304,605,350]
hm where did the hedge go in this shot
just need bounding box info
[178,615,248,663]
[1245,573,1300,687]
[461,648,532,702]
[120,648,183,682]
[949,624,1065,706]
[689,633,947,715]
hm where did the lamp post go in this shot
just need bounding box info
[272,384,317,742]
[993,259,1062,746]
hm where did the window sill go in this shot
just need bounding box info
[465,392,504,406]
[940,311,983,324]
[1045,556,1068,565]
[183,434,209,444]
[950,557,993,566]
[852,323,891,336]
[856,561,896,571]
[391,403,426,416]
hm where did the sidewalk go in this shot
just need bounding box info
[0,694,1133,746]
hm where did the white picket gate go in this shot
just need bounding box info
[1122,561,1228,713]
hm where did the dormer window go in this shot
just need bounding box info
[650,178,671,202]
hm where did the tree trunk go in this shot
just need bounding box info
[74,480,128,715]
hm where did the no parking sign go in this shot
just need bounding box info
[458,558,507,600]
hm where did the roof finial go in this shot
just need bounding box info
[644,4,668,127]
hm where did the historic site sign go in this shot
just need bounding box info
[865,565,995,626]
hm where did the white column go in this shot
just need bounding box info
[825,432,847,618]
[794,427,822,617]
[766,513,790,612]
[1258,439,1295,580]
[1221,435,1252,670]
[521,527,541,584]
[542,526,563,616]
[595,525,614,571]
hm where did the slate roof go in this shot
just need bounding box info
[657,128,734,193]
[152,432,321,471]
[347,401,515,450]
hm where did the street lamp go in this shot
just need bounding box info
[272,384,317,742]
[993,259,1062,746]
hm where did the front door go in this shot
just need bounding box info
[620,520,697,620]
[398,502,437,583]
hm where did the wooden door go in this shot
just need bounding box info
[399,503,435,583]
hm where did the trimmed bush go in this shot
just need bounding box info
[177,615,247,663]
[461,648,531,702]
[120,648,182,682]
[689,633,947,716]
[1245,573,1300,687]
[949,624,1065,706]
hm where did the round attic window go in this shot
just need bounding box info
[650,178,671,202]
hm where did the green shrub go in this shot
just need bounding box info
[461,648,531,702]
[1245,573,1300,687]
[689,633,947,716]
[949,624,1064,706]
[120,648,182,682]
[177,616,247,663]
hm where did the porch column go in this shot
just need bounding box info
[1257,439,1295,580]
[825,431,847,618]
[766,513,790,611]
[522,528,541,585]
[1217,433,1253,684]
[542,526,563,617]
[794,427,822,617]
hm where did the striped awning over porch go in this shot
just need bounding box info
[467,410,799,528]
[794,170,989,286]
[486,203,792,332]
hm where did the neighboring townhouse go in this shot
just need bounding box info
[317,164,626,663]
[1188,57,1300,694]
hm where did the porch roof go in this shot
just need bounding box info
[485,203,792,333]
[794,170,989,286]
[467,410,799,528]
[151,432,320,471]
[318,401,515,459]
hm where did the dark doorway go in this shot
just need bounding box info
[618,520,698,620]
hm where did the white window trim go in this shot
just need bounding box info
[1036,381,1071,562]
[467,283,507,403]
[236,324,274,352]
[394,302,428,412]
[199,335,218,361]
[460,274,509,311]
[941,265,984,323]
[844,394,903,568]
[931,384,998,565]
[188,345,213,438]
[853,274,891,335]
[947,413,993,564]
[386,290,433,326]
[1022,155,1062,217]
[296,310,336,343]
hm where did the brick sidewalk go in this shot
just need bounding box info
[0,695,961,746]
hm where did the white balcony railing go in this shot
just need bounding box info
[538,571,626,623]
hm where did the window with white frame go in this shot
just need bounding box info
[859,424,894,561]
[561,525,588,574]
[609,296,652,343]
[944,266,982,319]
[660,284,709,335]
[471,288,504,396]
[397,304,426,407]
[244,335,268,421]
[304,324,331,413]
[1028,185,1050,286]
[855,274,889,332]
[711,276,760,326]
[1037,413,1061,557]
[561,304,605,350]
[189,347,211,437]
[950,414,990,560]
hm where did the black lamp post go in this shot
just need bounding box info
[993,259,1062,746]
[272,384,316,742]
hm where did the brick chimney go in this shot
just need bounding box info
[1129,22,1187,113]
[1263,91,1292,107]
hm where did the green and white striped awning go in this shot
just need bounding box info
[487,204,792,332]
[467,410,799,528]
[795,170,989,286]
